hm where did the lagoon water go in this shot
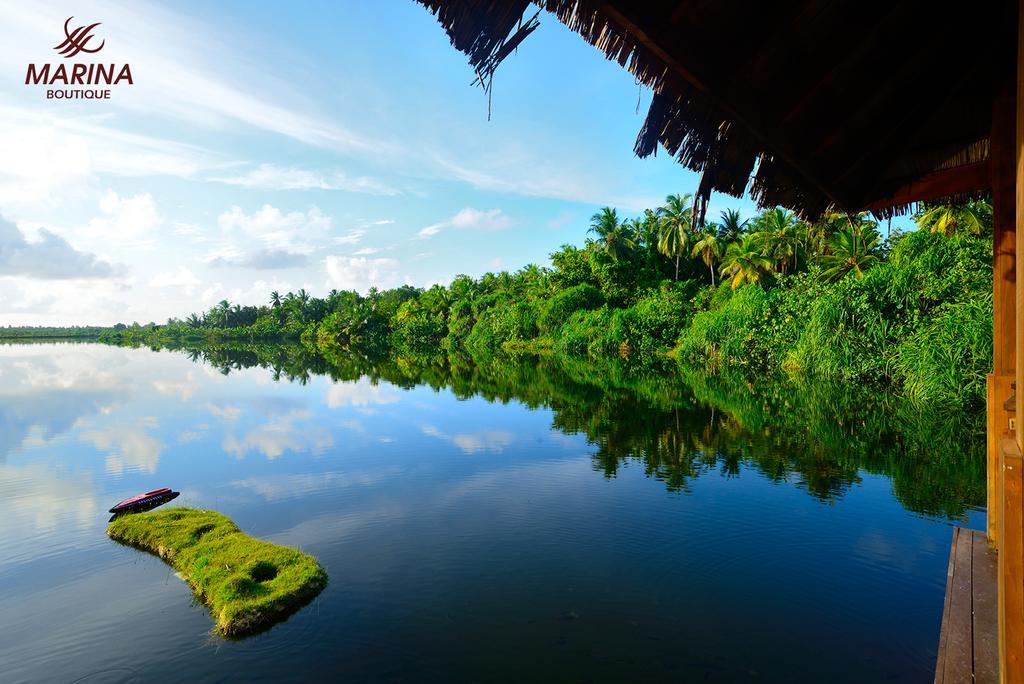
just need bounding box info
[0,343,986,682]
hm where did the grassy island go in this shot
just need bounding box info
[107,508,327,637]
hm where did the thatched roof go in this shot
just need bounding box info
[415,0,1014,221]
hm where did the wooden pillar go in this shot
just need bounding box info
[993,80,1017,547]
[1005,3,1024,679]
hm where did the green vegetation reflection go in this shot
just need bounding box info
[147,342,984,521]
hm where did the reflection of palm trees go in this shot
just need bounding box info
[155,340,981,517]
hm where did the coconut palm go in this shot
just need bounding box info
[717,208,747,242]
[752,208,799,274]
[915,200,992,236]
[719,235,773,289]
[656,193,693,279]
[270,291,282,309]
[588,207,635,261]
[691,229,722,285]
[819,225,881,281]
[636,209,661,250]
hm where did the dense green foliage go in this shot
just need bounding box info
[107,508,327,636]
[79,197,994,411]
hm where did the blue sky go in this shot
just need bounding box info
[0,0,766,325]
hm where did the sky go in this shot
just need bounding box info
[0,0,769,326]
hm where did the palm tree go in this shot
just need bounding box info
[915,200,992,236]
[270,291,282,308]
[296,288,311,306]
[717,208,747,242]
[657,193,693,279]
[719,235,773,289]
[636,208,661,250]
[819,225,881,281]
[690,229,722,285]
[588,207,635,261]
[752,208,799,274]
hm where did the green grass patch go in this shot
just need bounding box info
[107,507,327,637]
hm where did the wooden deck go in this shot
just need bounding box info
[935,527,998,684]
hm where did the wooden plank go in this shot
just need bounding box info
[972,531,999,684]
[858,161,990,214]
[945,528,975,683]
[1002,443,1024,681]
[935,527,959,684]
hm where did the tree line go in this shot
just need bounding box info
[88,195,993,410]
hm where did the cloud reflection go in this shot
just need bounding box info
[422,425,515,454]
[81,418,164,476]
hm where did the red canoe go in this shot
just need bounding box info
[108,488,178,514]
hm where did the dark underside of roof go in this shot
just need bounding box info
[415,0,1016,221]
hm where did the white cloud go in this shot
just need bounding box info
[217,204,331,253]
[210,164,400,195]
[325,256,402,292]
[450,207,510,231]
[0,216,118,279]
[225,278,296,307]
[0,105,219,205]
[0,277,131,325]
[207,248,309,270]
[207,403,242,421]
[418,207,510,238]
[84,190,162,244]
[149,267,201,295]
[334,229,366,245]
[200,283,224,303]
[427,151,660,210]
[352,247,381,256]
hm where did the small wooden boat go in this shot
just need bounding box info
[108,488,180,514]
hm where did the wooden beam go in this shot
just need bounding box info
[858,161,990,214]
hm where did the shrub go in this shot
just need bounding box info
[539,284,604,333]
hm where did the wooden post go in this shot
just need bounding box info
[1002,438,1024,682]
[993,80,1017,547]
[1006,3,1024,679]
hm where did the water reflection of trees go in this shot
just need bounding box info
[158,341,985,520]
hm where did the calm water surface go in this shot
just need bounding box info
[0,343,985,682]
